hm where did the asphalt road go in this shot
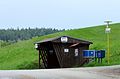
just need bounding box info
[0,65,120,79]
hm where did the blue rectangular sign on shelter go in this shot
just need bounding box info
[83,50,95,58]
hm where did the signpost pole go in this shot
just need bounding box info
[104,20,112,64]
[38,50,41,69]
[107,32,110,64]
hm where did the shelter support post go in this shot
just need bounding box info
[38,50,41,69]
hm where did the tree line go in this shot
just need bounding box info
[0,28,64,42]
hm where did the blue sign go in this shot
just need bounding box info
[83,50,95,58]
[96,50,105,58]
[83,50,105,58]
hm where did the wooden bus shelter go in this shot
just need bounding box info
[35,36,92,68]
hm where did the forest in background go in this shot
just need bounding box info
[0,28,64,47]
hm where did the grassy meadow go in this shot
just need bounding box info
[0,23,120,69]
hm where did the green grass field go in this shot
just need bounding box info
[0,23,120,69]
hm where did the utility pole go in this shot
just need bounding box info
[104,20,112,64]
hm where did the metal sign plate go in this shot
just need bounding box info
[61,37,68,43]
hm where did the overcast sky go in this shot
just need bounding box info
[0,0,120,29]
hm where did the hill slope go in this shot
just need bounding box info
[0,23,120,69]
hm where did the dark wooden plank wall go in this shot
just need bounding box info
[37,41,90,68]
[47,42,60,68]
[53,43,63,67]
[53,43,89,68]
